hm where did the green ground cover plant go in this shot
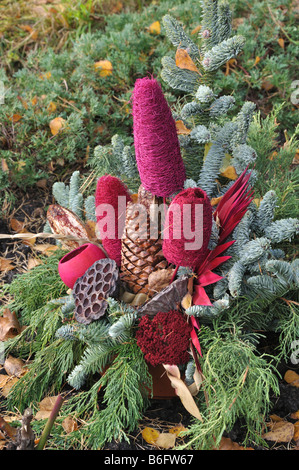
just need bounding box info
[1,0,298,213]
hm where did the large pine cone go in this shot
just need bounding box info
[120,186,169,296]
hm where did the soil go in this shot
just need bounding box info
[0,191,299,451]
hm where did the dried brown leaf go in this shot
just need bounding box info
[154,432,176,449]
[0,309,21,341]
[0,376,19,398]
[0,416,17,439]
[216,436,253,450]
[148,268,174,293]
[0,258,15,272]
[262,421,294,443]
[4,356,26,377]
[284,370,299,388]
[62,416,78,434]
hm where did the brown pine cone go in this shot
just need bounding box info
[120,186,169,296]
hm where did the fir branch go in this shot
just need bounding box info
[209,95,235,118]
[264,218,299,243]
[84,195,96,222]
[190,125,211,144]
[161,56,201,93]
[195,85,215,103]
[162,14,200,59]
[232,102,256,146]
[202,35,245,72]
[228,261,247,298]
[231,144,257,175]
[200,0,220,51]
[239,237,271,267]
[217,1,232,43]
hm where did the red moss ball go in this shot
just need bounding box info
[136,310,192,367]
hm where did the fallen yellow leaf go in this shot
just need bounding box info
[49,117,66,136]
[284,370,299,387]
[225,58,237,76]
[220,165,238,180]
[181,292,192,310]
[39,71,52,80]
[291,149,299,165]
[211,196,223,207]
[191,25,201,35]
[278,38,285,49]
[142,427,160,444]
[169,425,187,436]
[253,56,261,66]
[47,101,57,113]
[19,25,38,41]
[175,49,200,73]
[148,21,161,35]
[94,60,113,77]
[8,114,22,123]
[175,120,191,135]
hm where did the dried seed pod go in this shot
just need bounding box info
[138,275,189,317]
[47,204,90,249]
[73,258,119,324]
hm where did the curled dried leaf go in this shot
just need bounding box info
[262,421,294,443]
[163,364,203,422]
[148,268,174,293]
[47,204,90,249]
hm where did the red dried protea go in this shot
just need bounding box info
[214,168,254,243]
[95,175,132,266]
[162,187,213,270]
[132,76,186,198]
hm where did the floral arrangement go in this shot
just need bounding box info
[2,0,298,451]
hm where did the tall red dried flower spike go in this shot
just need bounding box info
[132,77,186,198]
[95,175,132,266]
[162,187,213,270]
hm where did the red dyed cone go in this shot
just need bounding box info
[162,187,213,270]
[95,175,132,266]
[132,77,186,198]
